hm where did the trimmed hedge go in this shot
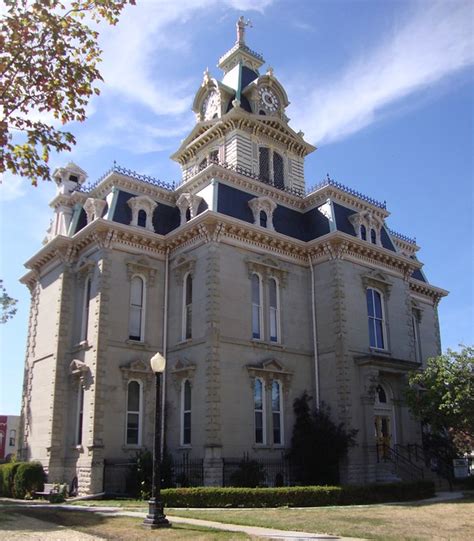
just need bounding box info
[0,462,45,499]
[13,462,45,499]
[161,480,435,508]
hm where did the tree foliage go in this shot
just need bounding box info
[405,347,474,446]
[287,392,357,485]
[1,0,134,185]
[0,280,18,323]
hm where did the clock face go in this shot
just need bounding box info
[258,87,279,113]
[202,91,220,120]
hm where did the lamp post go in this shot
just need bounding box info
[143,352,170,529]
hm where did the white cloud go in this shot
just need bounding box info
[289,0,474,145]
[0,173,28,202]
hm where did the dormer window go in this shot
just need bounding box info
[349,211,382,246]
[137,209,147,228]
[69,175,79,183]
[248,196,277,230]
[361,225,367,241]
[209,149,219,163]
[259,211,267,228]
[176,193,203,226]
[127,195,157,231]
[370,228,377,244]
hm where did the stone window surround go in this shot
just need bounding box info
[170,360,196,448]
[248,196,277,230]
[176,192,203,226]
[362,270,392,352]
[127,195,157,231]
[83,197,107,224]
[246,360,293,448]
[128,274,146,343]
[180,379,192,447]
[125,379,144,448]
[349,210,384,246]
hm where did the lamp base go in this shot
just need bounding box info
[142,499,171,529]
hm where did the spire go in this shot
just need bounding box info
[218,16,264,75]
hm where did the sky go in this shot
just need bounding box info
[0,0,473,415]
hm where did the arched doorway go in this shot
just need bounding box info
[374,384,394,458]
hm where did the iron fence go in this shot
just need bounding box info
[223,454,295,487]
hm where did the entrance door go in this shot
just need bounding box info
[374,415,391,458]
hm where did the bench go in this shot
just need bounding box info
[35,483,66,500]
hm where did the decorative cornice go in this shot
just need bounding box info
[409,278,448,306]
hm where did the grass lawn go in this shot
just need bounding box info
[6,508,249,540]
[167,497,474,541]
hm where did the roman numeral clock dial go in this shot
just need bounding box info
[259,87,279,113]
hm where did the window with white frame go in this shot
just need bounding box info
[80,277,92,342]
[366,288,386,349]
[129,276,145,341]
[271,380,283,445]
[251,273,262,339]
[126,380,142,445]
[181,380,192,446]
[76,385,84,446]
[269,278,280,343]
[254,378,265,444]
[412,313,422,363]
[9,429,16,447]
[183,273,193,340]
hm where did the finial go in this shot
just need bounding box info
[236,16,252,44]
[202,67,211,86]
[266,66,274,77]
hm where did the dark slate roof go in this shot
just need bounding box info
[225,93,252,113]
[241,66,259,89]
[412,268,427,282]
[113,190,180,235]
[333,203,357,236]
[74,208,88,235]
[216,183,330,241]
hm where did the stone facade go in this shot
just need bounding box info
[19,22,447,494]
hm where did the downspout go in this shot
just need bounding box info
[308,253,320,408]
[160,247,170,456]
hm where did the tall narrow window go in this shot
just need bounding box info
[182,380,192,445]
[272,380,283,445]
[126,381,141,445]
[412,313,422,363]
[367,288,385,349]
[273,152,284,188]
[254,378,265,444]
[129,276,144,341]
[184,273,193,340]
[360,225,367,241]
[209,149,219,163]
[269,278,279,343]
[80,277,91,342]
[137,209,147,228]
[259,147,270,181]
[370,228,377,244]
[76,385,84,446]
[9,429,16,447]
[251,273,262,339]
[259,210,267,228]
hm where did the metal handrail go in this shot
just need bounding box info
[376,444,425,480]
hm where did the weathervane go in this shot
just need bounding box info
[236,16,252,44]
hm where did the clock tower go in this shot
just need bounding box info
[172,18,315,194]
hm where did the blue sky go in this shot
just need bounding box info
[1,0,473,415]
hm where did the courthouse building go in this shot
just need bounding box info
[19,20,447,494]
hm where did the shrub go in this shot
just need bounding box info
[161,480,434,508]
[13,462,45,499]
[229,457,266,488]
[0,462,20,497]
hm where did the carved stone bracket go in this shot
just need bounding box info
[69,359,90,385]
[84,198,107,224]
[127,195,157,231]
[362,270,393,299]
[120,359,154,390]
[170,359,196,390]
[125,256,159,286]
[248,196,277,230]
[245,256,288,287]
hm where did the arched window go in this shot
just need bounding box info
[76,385,84,446]
[366,288,385,349]
[9,429,16,447]
[360,225,367,241]
[273,152,284,188]
[185,207,191,222]
[376,384,387,404]
[209,149,219,163]
[126,381,142,445]
[412,313,422,363]
[272,380,283,445]
[181,380,192,446]
[259,210,267,228]
[183,273,193,340]
[370,228,377,244]
[137,209,147,228]
[254,378,265,444]
[259,147,270,181]
[80,277,91,342]
[251,273,262,339]
[129,276,145,341]
[269,278,280,343]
